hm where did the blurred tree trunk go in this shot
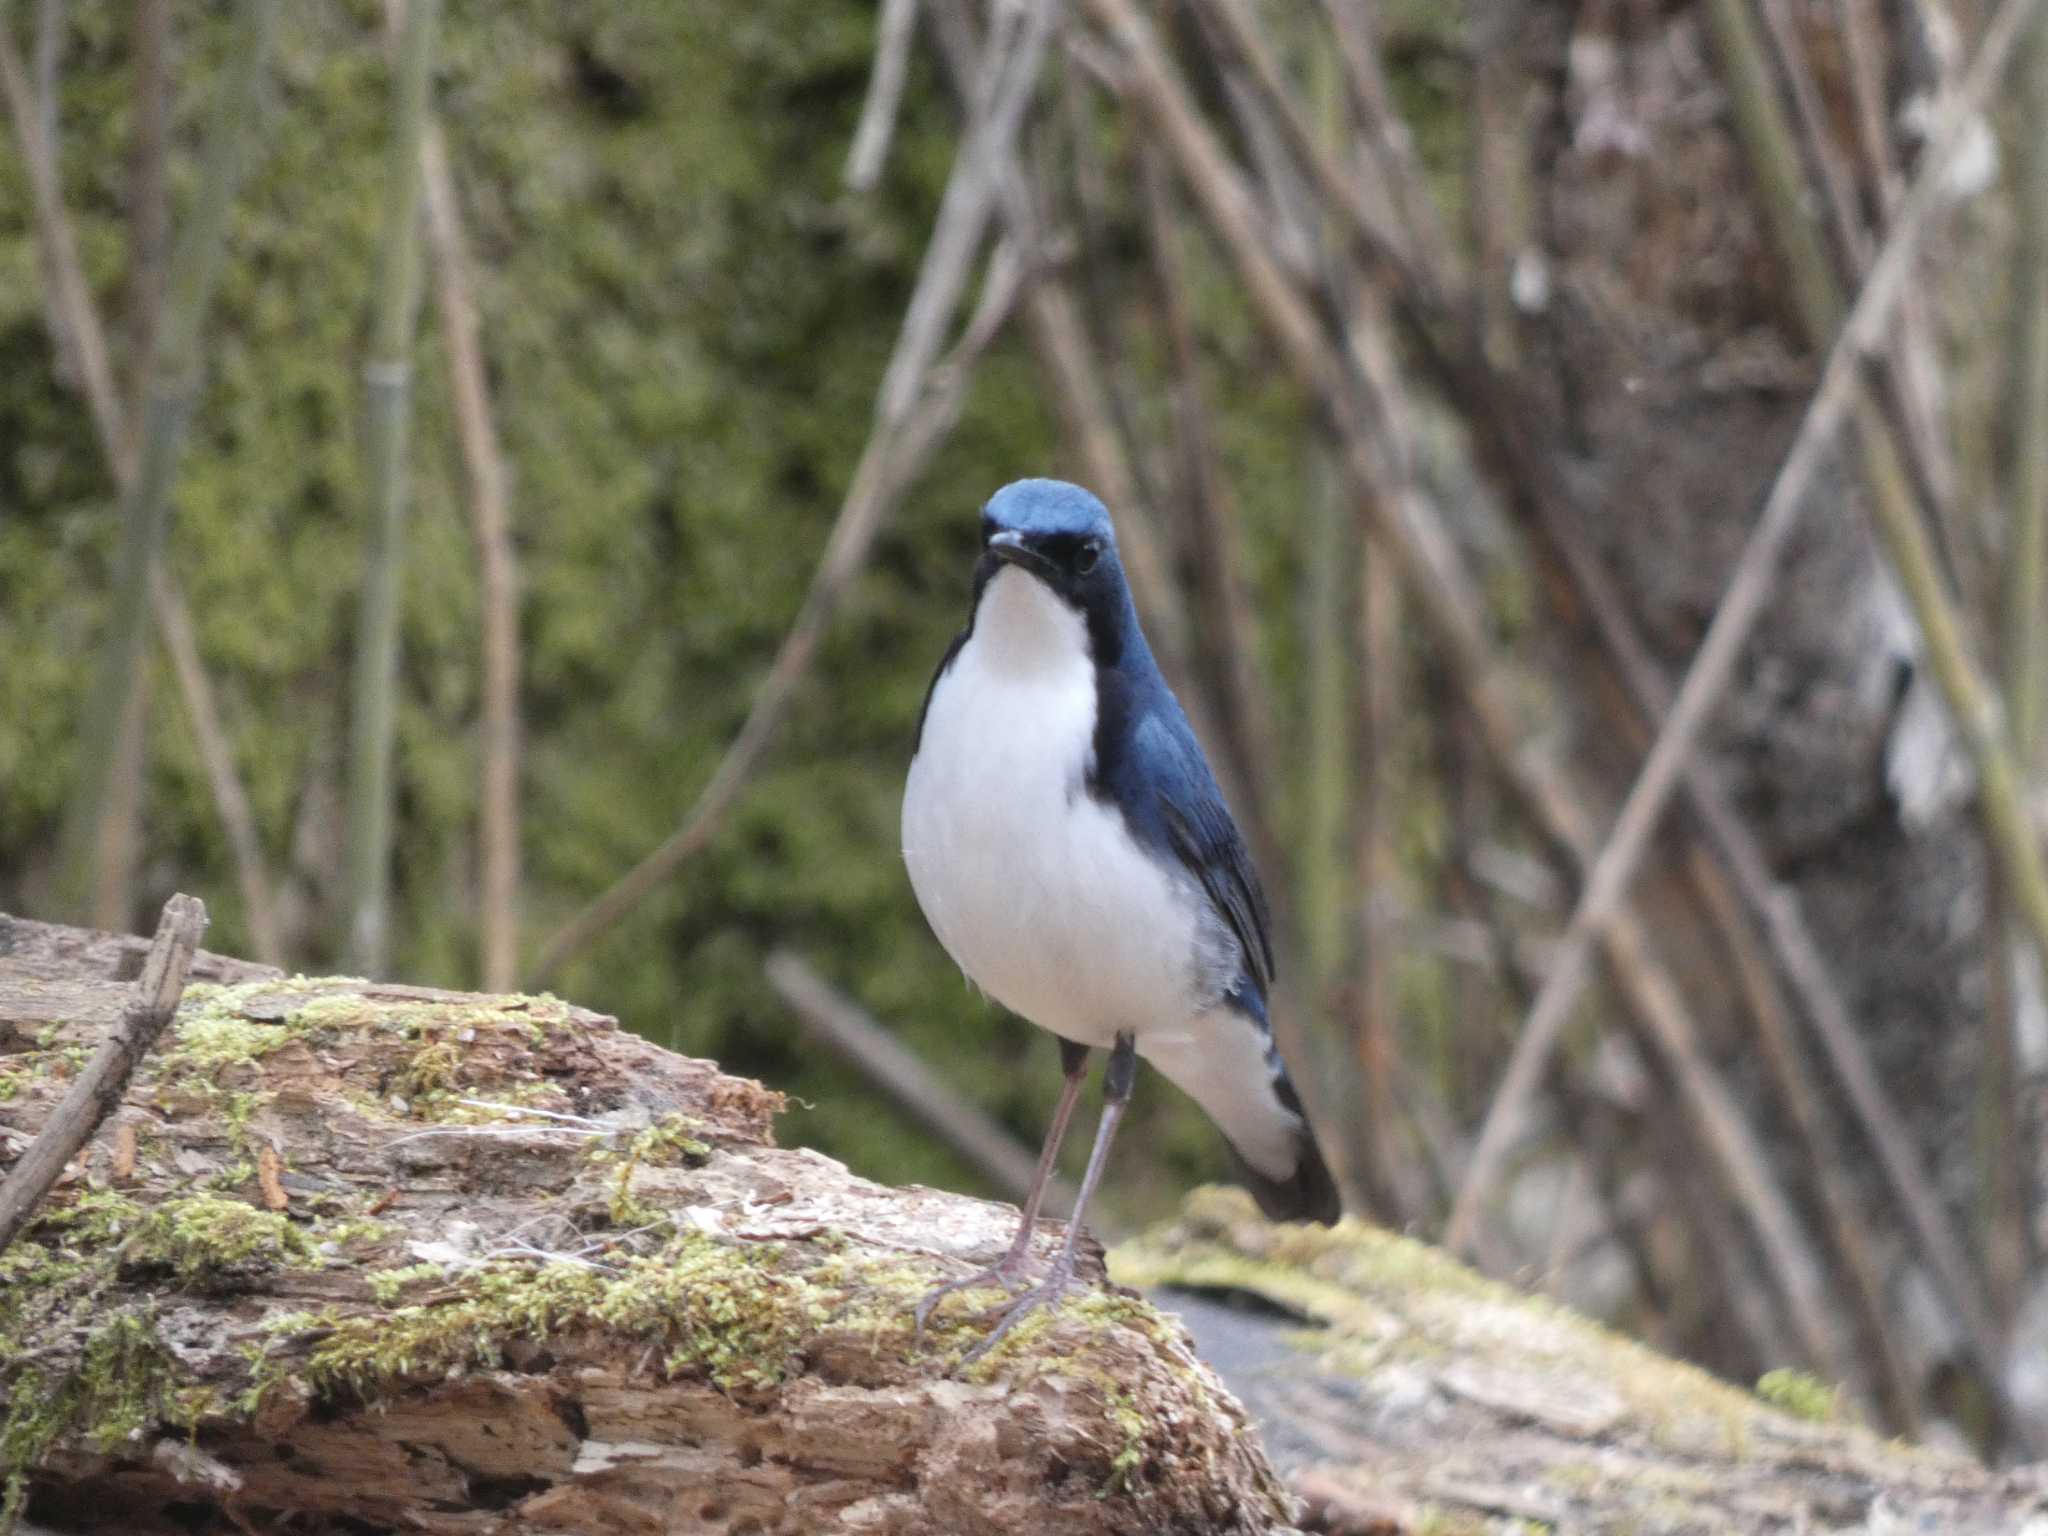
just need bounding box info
[1489,0,2034,1433]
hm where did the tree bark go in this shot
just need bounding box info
[5,912,2045,1533]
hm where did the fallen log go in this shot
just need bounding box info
[5,912,2046,1534]
[0,914,1289,1534]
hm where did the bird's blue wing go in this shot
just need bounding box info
[1122,704,1276,993]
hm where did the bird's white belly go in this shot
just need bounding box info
[902,610,1201,1047]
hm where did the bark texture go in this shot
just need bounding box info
[0,914,1291,1535]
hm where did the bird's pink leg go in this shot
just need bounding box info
[953,1032,1135,1369]
[914,1038,1090,1338]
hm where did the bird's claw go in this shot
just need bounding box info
[951,1261,1079,1370]
[912,1253,1039,1340]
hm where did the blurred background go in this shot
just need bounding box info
[4,0,2048,1461]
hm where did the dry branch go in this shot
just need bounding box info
[845,0,921,192]
[345,0,443,976]
[418,122,523,993]
[49,0,275,927]
[0,894,204,1255]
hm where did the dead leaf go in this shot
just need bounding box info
[257,1142,289,1211]
[110,1121,139,1181]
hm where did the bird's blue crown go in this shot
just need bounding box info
[982,479,1117,545]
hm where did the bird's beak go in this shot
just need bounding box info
[986,529,1057,581]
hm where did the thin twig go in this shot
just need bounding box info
[1136,147,1285,889]
[151,571,284,965]
[1317,0,1455,281]
[766,950,1078,1210]
[529,14,1054,984]
[345,0,443,976]
[1445,0,2045,1255]
[418,123,522,992]
[1686,844,1919,1427]
[845,0,921,193]
[878,0,1057,427]
[0,895,206,1256]
[924,0,1188,665]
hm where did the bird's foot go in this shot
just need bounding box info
[913,1249,1042,1341]
[950,1253,1080,1371]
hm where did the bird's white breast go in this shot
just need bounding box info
[901,568,1205,1048]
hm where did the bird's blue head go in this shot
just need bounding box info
[977,479,1126,616]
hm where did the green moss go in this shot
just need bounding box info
[254,1230,806,1399]
[367,1262,448,1303]
[1757,1367,1840,1423]
[2,1307,183,1523]
[130,1195,317,1287]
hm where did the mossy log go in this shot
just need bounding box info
[1120,1195,2048,1533]
[5,914,2048,1536]
[0,914,1290,1534]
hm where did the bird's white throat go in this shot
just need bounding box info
[971,563,1091,675]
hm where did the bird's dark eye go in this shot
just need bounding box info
[1075,539,1101,575]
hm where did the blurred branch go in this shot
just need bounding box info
[531,6,1057,985]
[1687,844,1919,1427]
[1984,5,2048,1324]
[766,950,1078,1212]
[31,0,75,388]
[1317,0,1455,283]
[1446,0,2044,1267]
[844,0,920,192]
[879,0,1056,426]
[0,20,124,475]
[37,0,276,937]
[418,120,522,993]
[124,0,170,404]
[150,572,281,965]
[345,0,441,976]
[923,0,1188,667]
[531,244,1026,986]
[1084,0,1854,1383]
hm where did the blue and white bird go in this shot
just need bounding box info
[902,478,1340,1353]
